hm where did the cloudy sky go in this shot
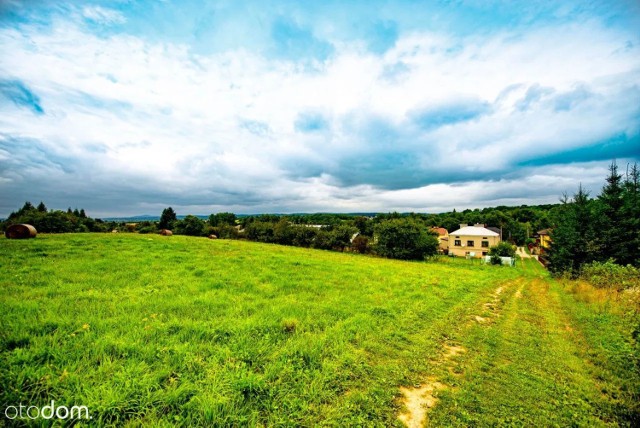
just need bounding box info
[1,0,639,217]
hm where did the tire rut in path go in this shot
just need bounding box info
[397,280,522,427]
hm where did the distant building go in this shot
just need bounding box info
[430,227,449,253]
[448,224,500,258]
[536,229,552,252]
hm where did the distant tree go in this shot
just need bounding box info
[622,163,640,266]
[36,201,47,212]
[548,185,598,277]
[374,218,438,260]
[79,208,87,218]
[597,161,625,263]
[210,224,240,239]
[273,219,294,245]
[351,235,370,254]
[209,212,237,227]
[159,207,177,230]
[246,221,276,243]
[175,215,206,236]
[136,221,157,234]
[312,230,335,250]
[73,208,80,217]
[354,216,374,237]
[331,224,358,251]
[291,226,317,247]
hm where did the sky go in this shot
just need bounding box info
[1,0,639,218]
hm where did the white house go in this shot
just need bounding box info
[448,224,500,258]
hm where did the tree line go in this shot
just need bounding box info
[3,162,637,268]
[3,198,558,261]
[547,162,639,276]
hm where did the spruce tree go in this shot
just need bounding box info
[621,163,640,266]
[598,161,625,263]
[548,185,597,277]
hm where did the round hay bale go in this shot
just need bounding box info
[208,234,218,239]
[5,224,37,239]
[160,229,173,236]
[111,229,119,233]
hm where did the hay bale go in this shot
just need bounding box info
[160,229,173,236]
[5,224,37,239]
[208,234,218,239]
[111,229,119,233]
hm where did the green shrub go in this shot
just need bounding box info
[490,254,503,265]
[137,225,157,234]
[351,235,370,254]
[580,260,640,291]
[489,241,516,258]
[175,215,206,237]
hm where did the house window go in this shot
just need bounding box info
[467,240,474,247]
[454,239,461,246]
[481,241,489,248]
[482,251,488,256]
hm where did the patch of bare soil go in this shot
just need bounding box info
[474,315,488,323]
[398,377,445,428]
[398,343,467,427]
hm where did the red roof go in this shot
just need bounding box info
[431,227,448,236]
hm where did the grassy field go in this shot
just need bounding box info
[1,234,638,426]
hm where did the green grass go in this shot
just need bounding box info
[1,234,637,426]
[428,260,640,427]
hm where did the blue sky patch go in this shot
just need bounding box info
[0,80,44,115]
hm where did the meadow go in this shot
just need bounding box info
[1,234,638,426]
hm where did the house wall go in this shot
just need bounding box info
[540,234,551,250]
[448,234,500,257]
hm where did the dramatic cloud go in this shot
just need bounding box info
[0,0,639,217]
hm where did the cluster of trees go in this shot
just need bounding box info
[0,202,112,233]
[548,162,639,276]
[152,209,440,260]
[237,214,440,260]
[154,208,239,238]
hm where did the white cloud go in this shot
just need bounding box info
[0,12,638,216]
[82,6,126,25]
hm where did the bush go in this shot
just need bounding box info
[212,224,240,239]
[175,215,206,237]
[489,241,516,258]
[351,235,370,254]
[245,222,275,243]
[580,260,640,291]
[490,254,503,265]
[291,226,317,248]
[137,225,157,234]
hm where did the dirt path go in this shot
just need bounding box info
[399,258,621,427]
[397,281,516,427]
[516,246,536,259]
